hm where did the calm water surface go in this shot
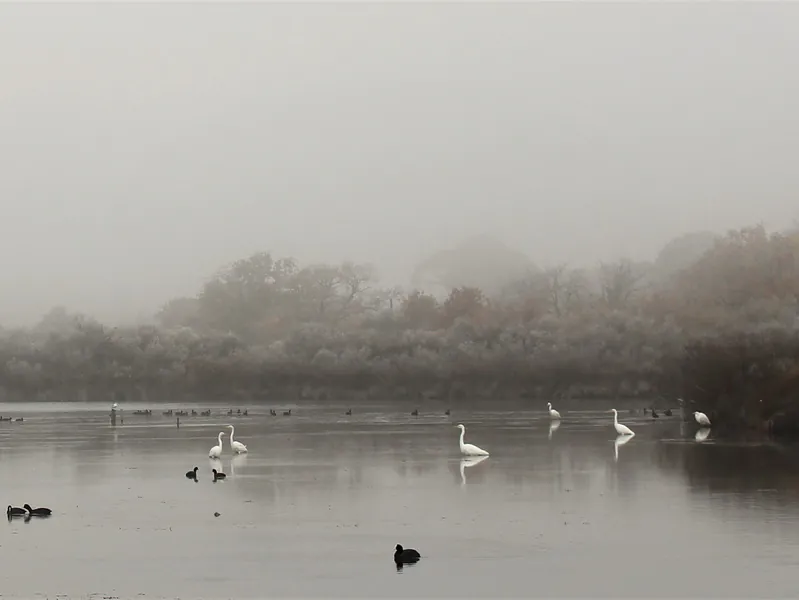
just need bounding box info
[1,401,798,598]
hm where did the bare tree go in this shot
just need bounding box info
[599,259,644,310]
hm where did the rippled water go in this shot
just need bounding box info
[1,401,798,598]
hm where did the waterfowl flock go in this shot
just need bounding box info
[6,397,709,568]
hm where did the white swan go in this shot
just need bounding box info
[694,411,711,427]
[610,409,634,436]
[547,402,561,420]
[227,425,248,454]
[209,431,224,459]
[455,424,489,456]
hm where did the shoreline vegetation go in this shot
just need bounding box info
[2,224,799,434]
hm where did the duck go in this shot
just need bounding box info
[283,409,292,416]
[394,544,421,564]
[345,409,352,415]
[212,469,227,481]
[411,409,419,416]
[664,408,673,416]
[185,466,198,480]
[24,504,51,516]
[7,505,25,516]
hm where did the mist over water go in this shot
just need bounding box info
[2,402,798,598]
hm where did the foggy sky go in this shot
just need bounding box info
[1,3,797,325]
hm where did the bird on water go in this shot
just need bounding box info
[186,466,199,480]
[24,504,51,516]
[694,411,711,427]
[394,544,421,564]
[609,409,635,436]
[7,505,25,516]
[212,469,227,481]
[209,432,224,459]
[547,402,561,420]
[228,425,248,454]
[455,424,489,456]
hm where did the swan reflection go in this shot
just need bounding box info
[231,452,249,476]
[208,457,223,474]
[695,427,711,442]
[459,455,489,485]
[613,433,634,462]
[548,420,561,440]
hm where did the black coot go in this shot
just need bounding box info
[394,544,421,564]
[7,505,25,516]
[212,469,227,481]
[186,466,199,479]
[23,504,51,516]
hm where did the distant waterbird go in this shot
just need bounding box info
[411,409,419,416]
[610,409,635,436]
[547,402,561,420]
[186,466,198,480]
[455,424,489,456]
[212,469,227,481]
[394,544,421,564]
[664,408,673,417]
[7,505,25,516]
[694,411,711,427]
[283,409,292,416]
[651,408,660,419]
[24,504,51,516]
[209,432,224,459]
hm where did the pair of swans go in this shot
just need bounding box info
[209,425,248,458]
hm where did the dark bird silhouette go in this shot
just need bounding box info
[270,409,277,416]
[212,469,227,481]
[283,409,292,416]
[345,409,352,415]
[186,466,198,480]
[411,409,419,416]
[7,505,25,516]
[444,409,450,416]
[24,504,51,516]
[664,408,673,416]
[651,409,660,419]
[394,544,421,564]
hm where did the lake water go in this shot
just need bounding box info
[1,401,798,598]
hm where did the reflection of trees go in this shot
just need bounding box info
[655,441,799,502]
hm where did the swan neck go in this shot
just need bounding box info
[613,411,618,425]
[459,428,465,448]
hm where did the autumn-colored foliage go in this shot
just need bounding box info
[1,225,798,430]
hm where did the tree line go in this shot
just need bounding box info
[2,224,799,431]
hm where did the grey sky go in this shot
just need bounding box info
[1,3,797,325]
